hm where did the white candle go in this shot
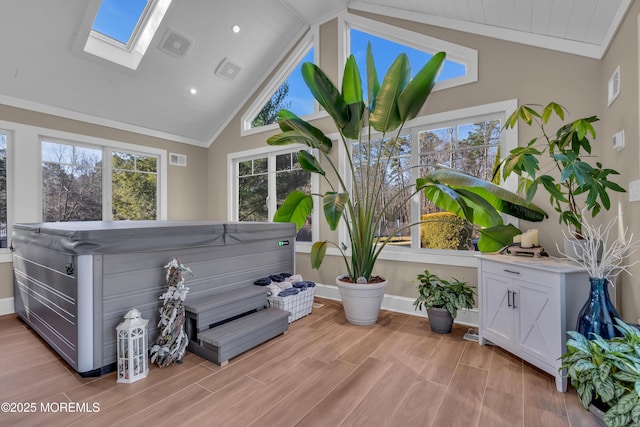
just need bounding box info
[529,229,539,246]
[513,234,522,244]
[521,232,533,248]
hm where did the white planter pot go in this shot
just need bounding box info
[336,275,387,326]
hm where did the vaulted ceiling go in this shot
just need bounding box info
[0,0,632,147]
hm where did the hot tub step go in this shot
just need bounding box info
[191,307,289,365]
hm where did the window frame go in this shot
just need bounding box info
[334,100,518,267]
[240,29,326,137]
[39,133,167,222]
[338,12,478,92]
[0,129,13,262]
[83,0,173,70]
[228,144,320,248]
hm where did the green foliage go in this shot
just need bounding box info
[418,167,547,251]
[252,81,291,127]
[500,102,626,234]
[420,212,469,250]
[560,319,640,427]
[413,269,475,319]
[267,44,447,282]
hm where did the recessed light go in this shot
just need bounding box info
[189,88,197,95]
[232,25,240,34]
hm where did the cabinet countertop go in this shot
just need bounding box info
[476,254,586,274]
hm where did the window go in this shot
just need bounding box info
[251,48,315,128]
[242,32,319,135]
[340,13,477,91]
[0,132,8,248]
[84,0,173,70]
[349,28,467,90]
[231,147,317,243]
[42,140,159,222]
[92,0,151,45]
[340,101,517,264]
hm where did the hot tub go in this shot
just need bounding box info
[12,220,296,376]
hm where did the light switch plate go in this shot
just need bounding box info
[629,179,640,202]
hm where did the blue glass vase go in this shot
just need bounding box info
[576,277,622,339]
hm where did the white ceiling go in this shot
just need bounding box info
[0,0,632,148]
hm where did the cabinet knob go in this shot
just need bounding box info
[503,269,520,275]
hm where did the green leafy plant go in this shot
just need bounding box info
[498,102,626,236]
[267,44,447,283]
[560,320,640,427]
[267,45,548,281]
[413,269,475,319]
[418,166,548,251]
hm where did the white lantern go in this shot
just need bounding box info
[116,308,149,383]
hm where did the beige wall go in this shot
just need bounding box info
[0,104,210,299]
[600,1,640,323]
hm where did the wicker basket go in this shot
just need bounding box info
[268,287,315,323]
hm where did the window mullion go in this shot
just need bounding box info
[103,148,112,220]
[268,154,277,219]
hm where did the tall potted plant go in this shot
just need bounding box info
[498,102,626,246]
[267,46,546,325]
[420,102,626,254]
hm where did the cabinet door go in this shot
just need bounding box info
[482,272,514,345]
[516,281,560,363]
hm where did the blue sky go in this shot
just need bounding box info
[92,0,148,44]
[283,29,466,117]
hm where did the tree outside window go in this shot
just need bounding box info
[42,141,158,222]
[350,119,501,251]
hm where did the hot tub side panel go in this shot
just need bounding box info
[13,245,79,370]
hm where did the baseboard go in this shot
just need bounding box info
[314,283,478,327]
[0,297,14,316]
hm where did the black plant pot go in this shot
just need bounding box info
[427,307,453,334]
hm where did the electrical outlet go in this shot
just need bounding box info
[630,180,640,202]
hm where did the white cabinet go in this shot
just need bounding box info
[477,255,589,392]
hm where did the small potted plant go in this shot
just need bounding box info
[560,320,640,427]
[413,269,475,334]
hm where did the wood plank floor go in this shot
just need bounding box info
[0,298,601,427]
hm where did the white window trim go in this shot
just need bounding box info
[0,129,13,263]
[240,28,327,137]
[337,11,478,92]
[332,100,518,268]
[38,130,168,221]
[83,0,173,70]
[227,144,320,249]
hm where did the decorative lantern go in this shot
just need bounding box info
[116,308,149,383]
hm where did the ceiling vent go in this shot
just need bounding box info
[215,58,241,81]
[159,28,193,58]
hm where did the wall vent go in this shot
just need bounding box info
[159,29,194,58]
[169,153,187,167]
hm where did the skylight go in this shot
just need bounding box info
[92,0,151,46]
[84,0,172,70]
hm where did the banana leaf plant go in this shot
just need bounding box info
[418,166,548,252]
[267,44,447,283]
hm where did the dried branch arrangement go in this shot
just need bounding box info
[559,209,640,279]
